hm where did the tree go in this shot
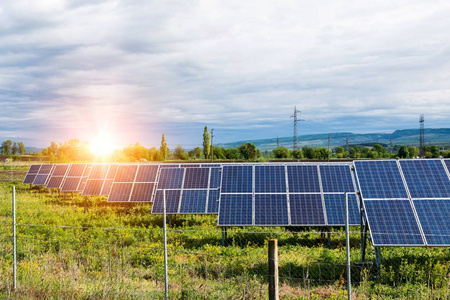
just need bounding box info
[202,126,210,159]
[314,147,329,160]
[373,144,386,156]
[335,146,344,154]
[18,142,26,155]
[398,145,409,158]
[430,145,440,158]
[160,134,168,160]
[408,146,419,158]
[302,146,316,159]
[1,140,12,154]
[291,149,303,159]
[225,148,240,159]
[173,145,188,160]
[272,146,290,158]
[11,142,18,155]
[238,143,257,160]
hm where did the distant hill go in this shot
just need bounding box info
[25,147,43,154]
[216,128,450,150]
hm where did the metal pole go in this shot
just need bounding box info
[12,186,17,289]
[163,190,169,300]
[345,193,351,299]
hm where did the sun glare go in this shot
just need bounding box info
[89,135,116,157]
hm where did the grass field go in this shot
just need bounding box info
[1,169,450,299]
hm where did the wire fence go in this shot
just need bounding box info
[1,221,450,299]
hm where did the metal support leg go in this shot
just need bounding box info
[375,247,382,268]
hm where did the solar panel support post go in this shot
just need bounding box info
[163,190,169,300]
[12,186,17,289]
[221,227,227,246]
[345,193,352,300]
[375,247,382,268]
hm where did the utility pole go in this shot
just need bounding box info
[419,114,425,157]
[327,135,331,162]
[210,128,214,162]
[345,135,349,158]
[290,106,305,151]
[389,139,393,159]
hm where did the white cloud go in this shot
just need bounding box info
[1,0,450,147]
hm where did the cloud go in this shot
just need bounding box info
[1,0,450,148]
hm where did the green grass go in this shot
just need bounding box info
[0,179,449,299]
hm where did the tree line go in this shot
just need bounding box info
[1,140,26,155]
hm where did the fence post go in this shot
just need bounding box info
[12,186,17,289]
[268,239,279,300]
[163,190,169,300]
[345,193,351,299]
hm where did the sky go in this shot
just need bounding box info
[1,0,450,150]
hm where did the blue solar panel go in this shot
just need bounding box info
[324,194,360,226]
[218,194,253,225]
[221,165,253,193]
[152,190,181,213]
[255,166,286,193]
[157,168,184,189]
[413,200,450,245]
[209,168,221,189]
[207,190,220,213]
[23,164,41,184]
[364,200,424,246]
[179,190,208,213]
[287,166,320,193]
[354,161,408,199]
[254,194,289,225]
[183,168,209,189]
[400,160,450,198]
[320,165,355,193]
[289,194,325,225]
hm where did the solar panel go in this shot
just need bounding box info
[61,164,88,192]
[287,165,320,193]
[135,165,159,182]
[218,194,253,226]
[254,194,289,225]
[400,160,450,199]
[364,200,424,246]
[83,164,117,196]
[184,168,209,189]
[320,165,355,193]
[209,168,221,189]
[129,183,155,202]
[413,199,450,245]
[289,194,326,225]
[324,194,360,226]
[46,164,70,189]
[157,168,184,189]
[179,190,208,213]
[152,190,182,214]
[255,165,286,193]
[221,165,253,193]
[207,189,220,213]
[23,164,41,184]
[108,165,138,202]
[33,164,54,185]
[354,160,408,199]
[78,164,92,192]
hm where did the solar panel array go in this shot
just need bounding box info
[355,159,450,246]
[218,163,360,226]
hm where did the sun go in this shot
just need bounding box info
[89,134,116,157]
